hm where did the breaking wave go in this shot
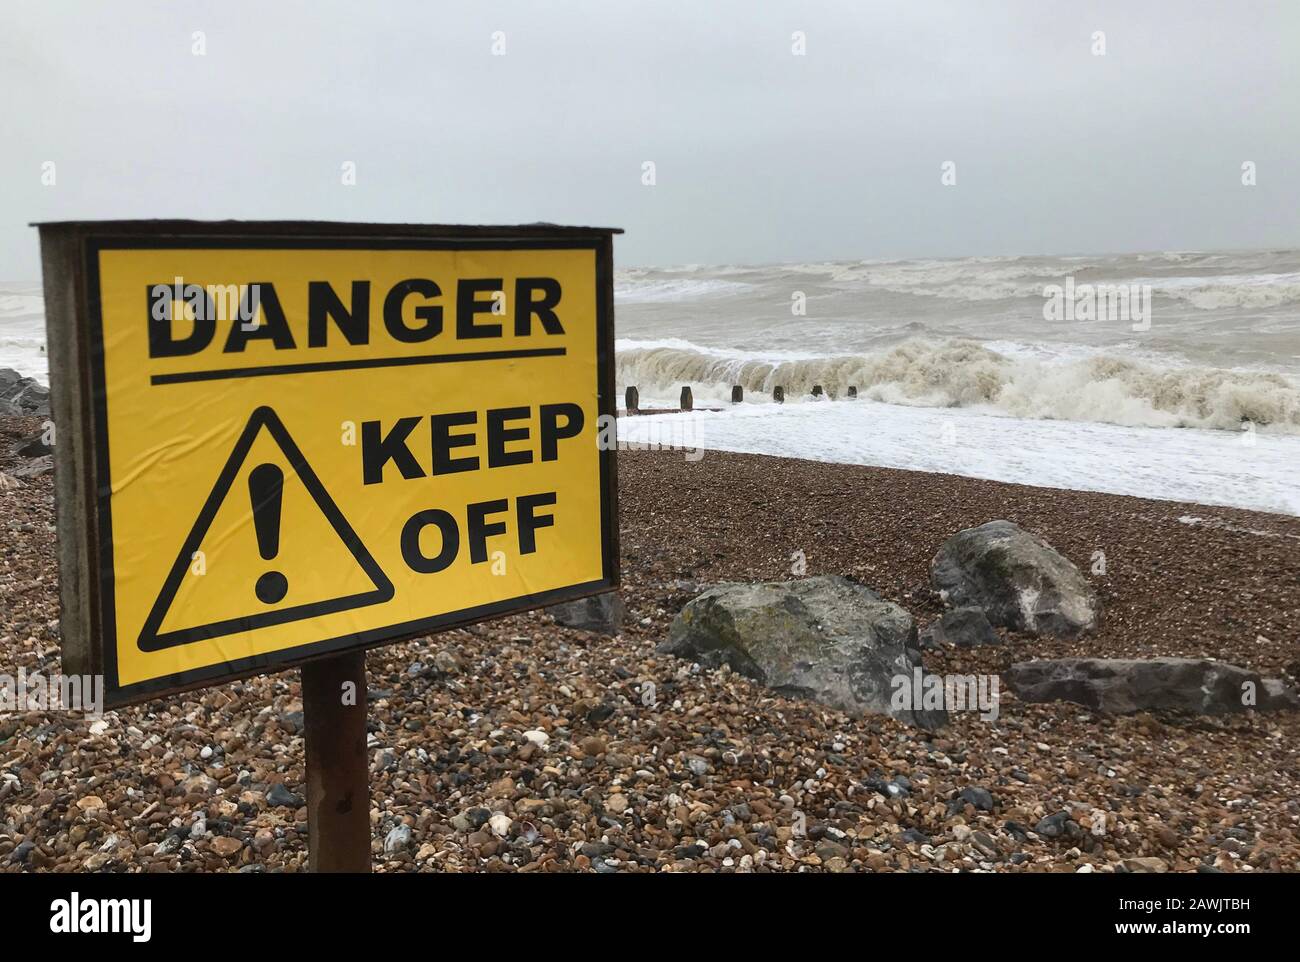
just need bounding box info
[614,276,753,303]
[1145,272,1300,310]
[754,261,1300,309]
[616,337,1300,433]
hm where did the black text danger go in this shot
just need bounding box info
[147,277,565,357]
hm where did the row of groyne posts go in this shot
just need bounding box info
[623,383,859,413]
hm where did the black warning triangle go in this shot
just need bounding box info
[137,406,394,652]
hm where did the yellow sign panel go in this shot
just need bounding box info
[85,234,617,704]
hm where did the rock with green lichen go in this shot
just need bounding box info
[658,575,945,729]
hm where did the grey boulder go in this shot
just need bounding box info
[0,368,50,416]
[931,520,1100,637]
[658,575,945,729]
[547,591,624,635]
[919,606,1000,649]
[1007,657,1299,715]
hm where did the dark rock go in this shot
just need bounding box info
[10,429,52,459]
[919,606,1000,649]
[1034,811,1072,839]
[0,369,50,416]
[266,784,303,808]
[1008,657,1298,715]
[585,703,616,725]
[1262,678,1300,711]
[957,786,995,812]
[658,575,946,729]
[547,591,624,635]
[155,834,184,856]
[930,520,1100,637]
[864,777,909,799]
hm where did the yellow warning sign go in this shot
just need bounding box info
[76,228,618,705]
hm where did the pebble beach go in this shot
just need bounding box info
[2,413,1298,873]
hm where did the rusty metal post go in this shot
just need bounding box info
[303,651,371,872]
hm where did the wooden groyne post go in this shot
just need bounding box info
[614,383,854,413]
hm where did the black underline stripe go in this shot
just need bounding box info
[149,347,568,385]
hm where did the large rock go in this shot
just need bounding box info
[0,369,49,417]
[658,575,945,729]
[547,591,624,635]
[919,606,1000,649]
[930,520,1100,637]
[1007,657,1300,715]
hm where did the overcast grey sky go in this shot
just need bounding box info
[3,0,1297,276]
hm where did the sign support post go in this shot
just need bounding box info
[302,651,371,872]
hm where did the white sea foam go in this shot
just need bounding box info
[617,337,1300,433]
[620,402,1300,516]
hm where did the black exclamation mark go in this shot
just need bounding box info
[249,463,288,604]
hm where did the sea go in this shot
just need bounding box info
[614,249,1300,516]
[4,249,1299,515]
